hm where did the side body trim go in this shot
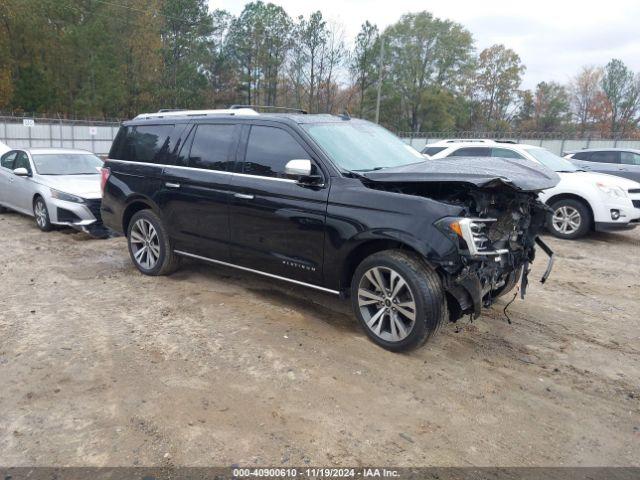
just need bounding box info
[173,250,340,295]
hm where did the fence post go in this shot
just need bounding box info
[28,122,32,147]
[560,137,566,155]
[71,122,75,148]
[49,123,53,147]
[91,123,96,153]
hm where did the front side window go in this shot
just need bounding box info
[422,146,446,156]
[302,121,423,172]
[525,147,578,172]
[621,151,640,166]
[109,124,175,163]
[492,147,525,159]
[188,124,236,171]
[1,151,17,169]
[13,152,32,173]
[571,152,592,160]
[449,147,491,157]
[31,153,103,175]
[243,126,310,178]
[589,151,619,164]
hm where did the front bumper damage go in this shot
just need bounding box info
[446,236,554,319]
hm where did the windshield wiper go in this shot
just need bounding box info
[352,167,386,172]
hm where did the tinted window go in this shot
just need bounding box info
[621,152,640,166]
[188,124,236,171]
[422,146,446,156]
[1,151,17,169]
[589,151,619,164]
[13,152,31,173]
[571,152,591,160]
[449,147,491,157]
[243,126,310,178]
[109,124,175,163]
[492,147,525,159]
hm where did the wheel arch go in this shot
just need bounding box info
[121,198,158,235]
[545,193,594,229]
[340,238,433,295]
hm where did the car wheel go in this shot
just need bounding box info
[351,249,446,352]
[547,199,591,239]
[127,209,180,276]
[33,197,52,231]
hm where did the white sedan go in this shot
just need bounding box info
[426,140,640,239]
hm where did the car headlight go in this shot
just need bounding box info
[596,182,627,199]
[50,189,85,203]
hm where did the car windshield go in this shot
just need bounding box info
[32,153,103,175]
[302,121,425,171]
[526,147,579,172]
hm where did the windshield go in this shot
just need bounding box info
[302,121,425,171]
[526,148,579,172]
[32,153,103,175]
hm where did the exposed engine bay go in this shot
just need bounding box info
[365,180,555,321]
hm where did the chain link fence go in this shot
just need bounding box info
[0,114,121,156]
[3,114,640,158]
[399,131,640,155]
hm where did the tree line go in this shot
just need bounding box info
[1,0,639,137]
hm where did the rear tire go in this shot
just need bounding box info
[547,198,591,239]
[127,209,180,276]
[351,249,446,352]
[33,197,52,232]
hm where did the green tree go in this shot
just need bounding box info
[350,21,379,117]
[160,0,214,108]
[601,59,640,136]
[533,81,570,132]
[471,44,525,129]
[381,12,474,131]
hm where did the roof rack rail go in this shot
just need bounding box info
[494,139,517,144]
[157,108,186,113]
[134,108,259,120]
[230,104,308,114]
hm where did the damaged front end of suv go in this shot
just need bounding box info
[360,156,560,322]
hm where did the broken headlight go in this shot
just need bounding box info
[436,217,508,256]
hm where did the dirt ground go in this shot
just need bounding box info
[0,210,638,467]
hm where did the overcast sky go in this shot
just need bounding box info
[212,0,640,90]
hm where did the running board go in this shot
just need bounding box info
[173,250,340,295]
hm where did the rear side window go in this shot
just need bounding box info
[589,151,619,164]
[188,124,237,171]
[243,126,310,178]
[621,152,640,166]
[1,151,16,169]
[492,147,525,159]
[109,124,176,163]
[422,146,446,156]
[449,147,491,157]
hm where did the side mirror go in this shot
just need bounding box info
[13,167,30,177]
[284,159,323,186]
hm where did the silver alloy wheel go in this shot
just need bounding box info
[357,266,417,342]
[552,205,582,235]
[130,219,161,270]
[34,200,47,228]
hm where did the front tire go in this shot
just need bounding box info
[127,209,180,276]
[33,197,52,231]
[351,249,446,352]
[547,198,591,239]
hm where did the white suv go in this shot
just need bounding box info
[426,140,640,239]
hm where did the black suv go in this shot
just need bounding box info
[101,107,558,351]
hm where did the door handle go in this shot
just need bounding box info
[165,182,181,188]
[234,193,254,200]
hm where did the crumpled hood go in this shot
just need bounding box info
[37,174,102,199]
[360,157,560,192]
